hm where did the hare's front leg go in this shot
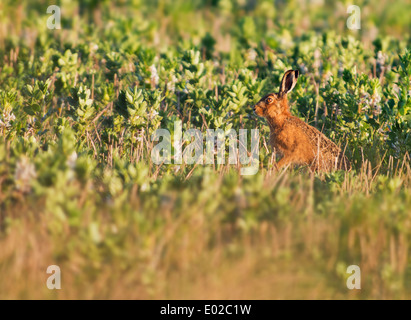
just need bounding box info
[276,156,293,170]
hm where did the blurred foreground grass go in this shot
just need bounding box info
[1,161,411,299]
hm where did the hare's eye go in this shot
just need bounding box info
[266,97,273,103]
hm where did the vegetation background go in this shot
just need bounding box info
[0,0,410,299]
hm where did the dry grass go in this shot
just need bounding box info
[0,158,410,300]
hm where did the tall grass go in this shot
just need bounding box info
[1,142,410,299]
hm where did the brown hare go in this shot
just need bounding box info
[253,69,350,172]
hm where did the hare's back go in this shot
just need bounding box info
[285,117,341,154]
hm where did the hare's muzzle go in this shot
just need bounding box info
[252,105,257,116]
[252,104,262,117]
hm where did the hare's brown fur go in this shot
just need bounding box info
[253,70,350,172]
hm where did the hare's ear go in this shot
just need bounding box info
[279,69,299,95]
